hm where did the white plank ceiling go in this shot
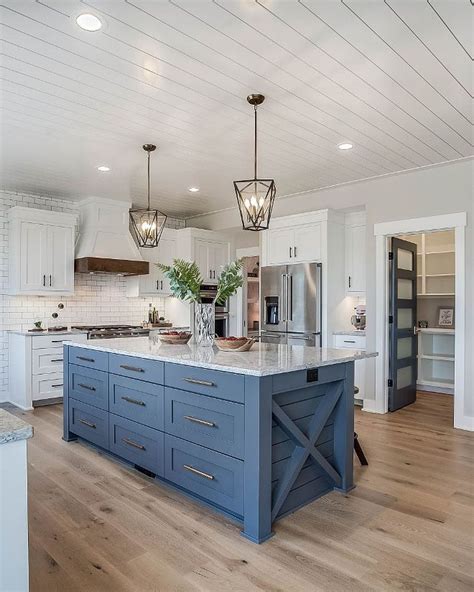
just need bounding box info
[1,0,472,218]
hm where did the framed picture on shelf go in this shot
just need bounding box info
[437,307,454,328]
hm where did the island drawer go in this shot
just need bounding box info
[165,364,245,403]
[69,399,109,449]
[164,387,244,459]
[109,414,164,476]
[109,375,164,430]
[164,435,243,516]
[109,353,164,385]
[68,364,108,410]
[69,347,108,372]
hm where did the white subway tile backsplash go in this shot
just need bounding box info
[0,189,185,401]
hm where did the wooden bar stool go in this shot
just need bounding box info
[354,386,368,466]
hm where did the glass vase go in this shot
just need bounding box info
[194,303,215,347]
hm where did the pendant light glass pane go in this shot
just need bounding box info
[234,178,276,231]
[130,208,167,248]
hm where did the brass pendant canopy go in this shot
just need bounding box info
[234,94,276,231]
[129,144,167,248]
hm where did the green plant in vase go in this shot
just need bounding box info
[157,259,243,346]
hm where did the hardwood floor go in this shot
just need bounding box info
[6,392,474,591]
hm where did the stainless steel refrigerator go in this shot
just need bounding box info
[260,263,322,346]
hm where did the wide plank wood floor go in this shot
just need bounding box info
[5,392,474,592]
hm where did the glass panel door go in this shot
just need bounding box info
[389,237,418,411]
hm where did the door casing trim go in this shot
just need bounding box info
[373,212,469,430]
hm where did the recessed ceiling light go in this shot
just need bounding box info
[338,142,353,150]
[97,165,110,172]
[76,13,102,32]
[188,187,200,192]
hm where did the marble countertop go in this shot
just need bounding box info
[9,329,88,337]
[65,336,377,377]
[333,330,366,336]
[0,409,33,445]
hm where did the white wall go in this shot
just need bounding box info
[0,190,185,402]
[188,159,474,419]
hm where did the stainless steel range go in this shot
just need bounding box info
[71,325,150,339]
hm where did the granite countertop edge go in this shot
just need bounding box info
[8,329,88,337]
[0,409,33,445]
[64,339,378,377]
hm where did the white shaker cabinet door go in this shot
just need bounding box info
[294,223,322,262]
[265,228,295,265]
[210,242,229,280]
[346,224,366,294]
[194,239,211,282]
[156,236,176,293]
[48,225,74,292]
[20,222,48,291]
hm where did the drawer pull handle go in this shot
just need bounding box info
[121,396,146,407]
[183,378,215,387]
[343,340,356,344]
[51,340,64,343]
[79,419,96,429]
[122,437,146,451]
[119,364,145,373]
[183,464,214,480]
[51,383,63,388]
[51,358,63,362]
[184,415,215,428]
[77,383,96,392]
[77,356,95,363]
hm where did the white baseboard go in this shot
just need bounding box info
[362,399,386,414]
[454,414,474,432]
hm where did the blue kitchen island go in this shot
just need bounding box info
[63,337,376,543]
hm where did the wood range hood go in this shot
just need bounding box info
[74,197,150,277]
[74,257,148,276]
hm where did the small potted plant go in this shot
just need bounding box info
[158,259,243,346]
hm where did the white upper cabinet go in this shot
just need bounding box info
[345,212,366,295]
[295,223,322,263]
[176,228,230,285]
[194,238,230,283]
[9,207,76,295]
[261,213,323,266]
[126,229,177,297]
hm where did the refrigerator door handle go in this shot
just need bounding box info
[288,275,293,321]
[280,273,287,322]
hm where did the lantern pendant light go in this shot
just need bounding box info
[129,144,167,248]
[234,94,276,231]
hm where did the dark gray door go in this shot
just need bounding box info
[389,237,418,411]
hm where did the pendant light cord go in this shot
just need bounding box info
[254,104,258,180]
[147,149,151,210]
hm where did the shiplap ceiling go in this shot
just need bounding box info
[0,0,472,218]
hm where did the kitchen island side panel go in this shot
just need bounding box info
[62,345,76,442]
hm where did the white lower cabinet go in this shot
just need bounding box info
[333,333,367,399]
[9,332,88,409]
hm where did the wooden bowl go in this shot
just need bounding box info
[215,338,255,352]
[158,332,192,345]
